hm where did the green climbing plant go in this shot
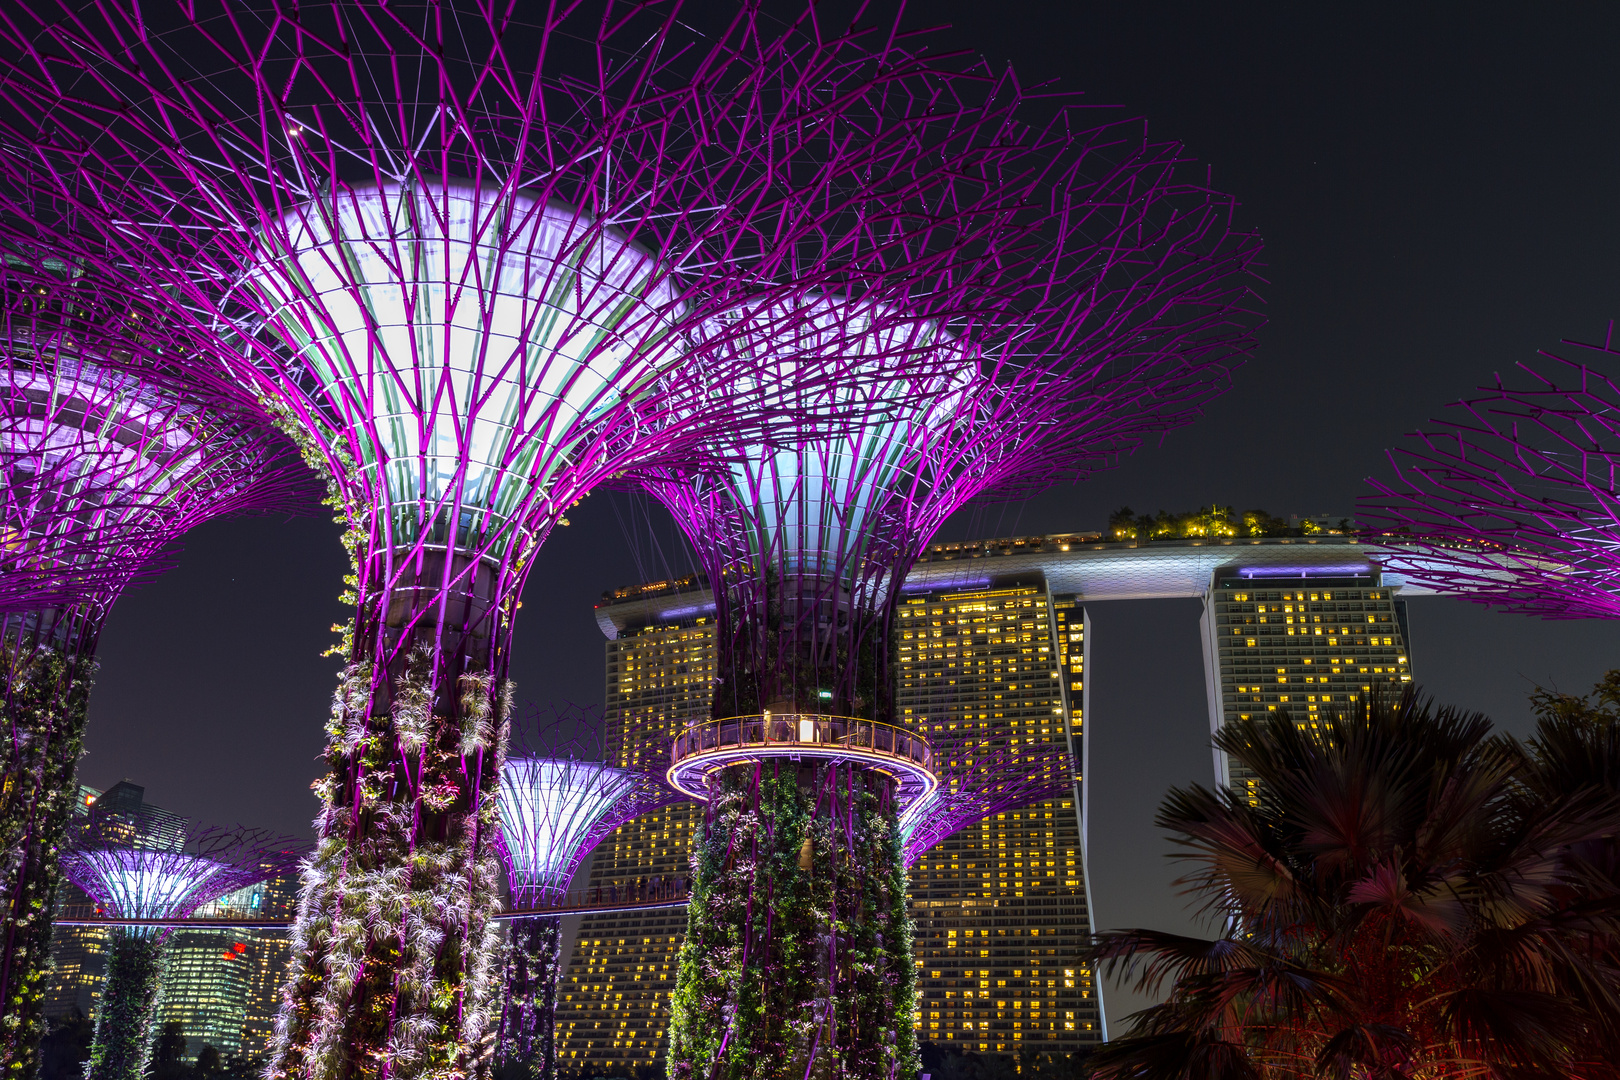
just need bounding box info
[668,765,918,1080]
[86,929,166,1080]
[0,628,97,1080]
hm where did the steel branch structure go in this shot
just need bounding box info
[640,128,1263,728]
[494,705,677,1080]
[0,257,308,1076]
[60,809,303,1080]
[898,738,1075,869]
[1362,325,1620,618]
[0,3,1068,1073]
[648,112,1262,1078]
[498,749,677,912]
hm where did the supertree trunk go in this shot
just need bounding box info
[710,575,893,724]
[86,929,166,1080]
[0,606,99,1078]
[668,764,917,1080]
[271,551,512,1080]
[495,917,562,1080]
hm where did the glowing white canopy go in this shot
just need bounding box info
[694,294,980,579]
[497,757,648,901]
[62,849,224,920]
[249,183,683,553]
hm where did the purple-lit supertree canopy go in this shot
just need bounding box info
[1361,326,1620,618]
[494,705,677,1080]
[0,258,308,1076]
[649,118,1263,1077]
[60,807,303,1080]
[0,2,1060,1072]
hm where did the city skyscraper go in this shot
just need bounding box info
[155,868,300,1061]
[239,873,298,1060]
[1201,568,1413,801]
[42,786,106,1024]
[156,889,257,1060]
[561,529,1433,1070]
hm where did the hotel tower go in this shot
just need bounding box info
[559,530,1430,1071]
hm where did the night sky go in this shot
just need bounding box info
[75,1,1620,1032]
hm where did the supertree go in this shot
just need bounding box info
[493,704,677,1080]
[647,121,1264,1077]
[58,806,303,1080]
[1361,324,1620,617]
[0,2,1059,1073]
[0,257,309,1076]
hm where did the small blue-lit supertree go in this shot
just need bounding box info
[494,704,676,1080]
[59,806,302,1080]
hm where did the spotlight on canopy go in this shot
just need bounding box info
[59,808,303,1080]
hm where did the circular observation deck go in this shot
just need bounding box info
[668,713,937,810]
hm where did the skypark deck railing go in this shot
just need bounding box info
[668,713,937,808]
[672,713,933,772]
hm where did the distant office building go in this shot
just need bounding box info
[155,867,299,1061]
[566,532,1436,1069]
[556,578,713,1074]
[240,871,299,1059]
[88,779,187,850]
[896,570,1102,1057]
[42,785,107,1023]
[157,889,257,1059]
[1201,568,1413,801]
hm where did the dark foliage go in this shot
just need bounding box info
[37,1010,93,1080]
[918,1042,1089,1079]
[1084,687,1620,1079]
[145,1029,260,1080]
[1105,505,1317,542]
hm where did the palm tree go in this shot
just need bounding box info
[1084,690,1620,1080]
[1511,672,1620,1075]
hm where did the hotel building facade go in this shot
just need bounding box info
[559,533,1433,1071]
